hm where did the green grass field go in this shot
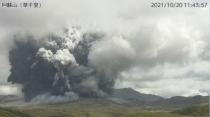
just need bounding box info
[0,102,209,117]
[173,104,209,117]
[0,107,33,117]
[0,107,197,117]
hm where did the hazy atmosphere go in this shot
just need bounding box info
[0,0,209,98]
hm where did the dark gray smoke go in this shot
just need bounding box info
[8,27,115,102]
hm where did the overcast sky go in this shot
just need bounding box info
[0,0,209,97]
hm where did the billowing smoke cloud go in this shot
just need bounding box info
[1,0,209,99]
[8,27,116,102]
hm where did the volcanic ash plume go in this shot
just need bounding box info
[8,27,114,102]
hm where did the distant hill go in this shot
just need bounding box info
[109,88,163,105]
[0,88,208,110]
[109,88,209,110]
[0,95,23,103]
[150,95,209,109]
[0,95,26,107]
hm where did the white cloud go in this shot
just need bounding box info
[0,85,21,95]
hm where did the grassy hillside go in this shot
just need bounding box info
[0,105,200,117]
[0,99,208,117]
[0,107,33,117]
[0,107,196,117]
[15,101,200,117]
[173,104,209,117]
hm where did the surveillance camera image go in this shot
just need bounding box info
[0,0,209,117]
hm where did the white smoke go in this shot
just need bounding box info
[35,27,83,98]
[52,49,77,67]
[37,27,82,67]
[89,35,136,75]
[31,92,78,104]
[36,48,53,61]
